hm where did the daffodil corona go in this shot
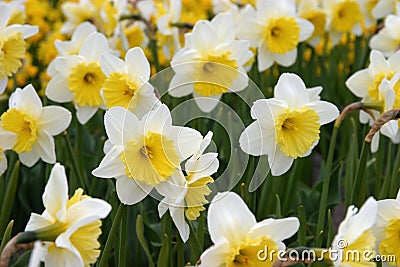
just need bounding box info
[239,73,339,176]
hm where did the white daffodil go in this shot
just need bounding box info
[331,197,377,267]
[25,163,111,267]
[323,0,364,46]
[369,14,400,57]
[92,104,203,205]
[239,73,339,176]
[61,0,99,34]
[156,0,182,59]
[169,13,253,112]
[116,20,149,53]
[0,84,71,167]
[345,50,400,152]
[156,132,218,242]
[372,0,399,19]
[199,191,300,266]
[236,0,314,71]
[100,47,160,117]
[0,126,16,176]
[46,32,114,124]
[373,189,400,267]
[298,0,327,47]
[359,0,379,29]
[0,3,38,94]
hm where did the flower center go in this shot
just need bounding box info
[1,108,37,153]
[264,17,300,54]
[331,1,363,32]
[68,62,106,107]
[275,107,320,158]
[379,218,400,266]
[368,72,394,102]
[228,236,279,267]
[0,32,26,79]
[342,229,376,264]
[121,132,180,186]
[124,23,146,48]
[193,53,238,97]
[102,72,139,110]
[184,174,213,220]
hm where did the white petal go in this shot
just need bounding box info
[230,66,249,93]
[126,47,151,82]
[45,246,83,267]
[19,149,41,167]
[75,104,98,124]
[297,18,314,41]
[345,69,372,98]
[28,241,46,267]
[189,20,217,54]
[199,240,231,267]
[239,121,274,156]
[211,13,235,43]
[116,176,153,205]
[274,48,297,67]
[370,50,391,75]
[168,74,195,97]
[45,74,74,103]
[104,106,140,146]
[258,42,274,72]
[54,56,85,77]
[0,5,11,30]
[4,25,38,39]
[35,131,56,164]
[274,73,309,108]
[142,104,172,133]
[64,198,112,225]
[169,126,203,160]
[43,163,68,219]
[249,217,300,242]
[381,120,398,139]
[100,52,126,76]
[0,77,7,95]
[0,154,7,176]
[373,0,394,18]
[92,145,125,178]
[371,132,380,153]
[79,32,109,62]
[0,127,17,149]
[208,192,256,245]
[12,85,43,120]
[170,207,190,242]
[269,148,294,176]
[308,101,339,125]
[307,86,323,101]
[186,153,219,180]
[193,94,222,113]
[25,213,53,231]
[37,106,72,135]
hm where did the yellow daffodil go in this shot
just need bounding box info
[0,84,71,167]
[331,197,377,267]
[239,73,339,176]
[236,0,314,71]
[92,104,203,205]
[373,189,400,267]
[0,3,38,94]
[169,13,253,112]
[100,47,160,117]
[199,191,300,266]
[156,131,218,242]
[25,163,111,267]
[46,32,114,124]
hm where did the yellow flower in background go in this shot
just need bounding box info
[46,32,114,124]
[373,189,400,267]
[156,132,218,242]
[331,197,377,267]
[0,3,38,95]
[0,84,71,167]
[92,104,203,205]
[100,47,160,117]
[169,13,253,112]
[298,0,327,47]
[237,0,314,71]
[239,73,339,176]
[199,192,300,266]
[25,163,112,267]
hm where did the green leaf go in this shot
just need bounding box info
[136,214,155,267]
[0,220,14,254]
[157,234,169,267]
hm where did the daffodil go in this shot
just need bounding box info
[0,126,17,176]
[199,191,300,266]
[46,32,114,124]
[298,0,327,47]
[92,104,203,205]
[236,0,314,71]
[169,13,253,112]
[61,0,100,34]
[25,163,112,267]
[100,47,160,117]
[323,0,364,45]
[372,0,399,19]
[373,189,400,267]
[239,73,339,176]
[0,3,38,94]
[346,50,400,151]
[156,131,218,242]
[369,14,400,57]
[156,0,182,59]
[331,197,377,267]
[0,84,71,167]
[359,0,379,29]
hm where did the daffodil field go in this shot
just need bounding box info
[1,0,400,266]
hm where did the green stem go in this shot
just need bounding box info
[390,147,400,197]
[316,126,339,240]
[351,141,370,206]
[118,205,128,267]
[99,203,126,267]
[149,38,160,72]
[63,133,86,191]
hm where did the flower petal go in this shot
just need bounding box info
[116,176,153,205]
[100,52,126,76]
[104,106,140,146]
[249,217,300,242]
[38,106,72,136]
[193,94,222,113]
[274,73,309,109]
[269,148,294,176]
[126,47,151,82]
[45,74,74,103]
[43,163,68,220]
[92,145,126,178]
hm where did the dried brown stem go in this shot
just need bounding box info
[365,109,400,143]
[334,102,376,128]
[0,234,34,267]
